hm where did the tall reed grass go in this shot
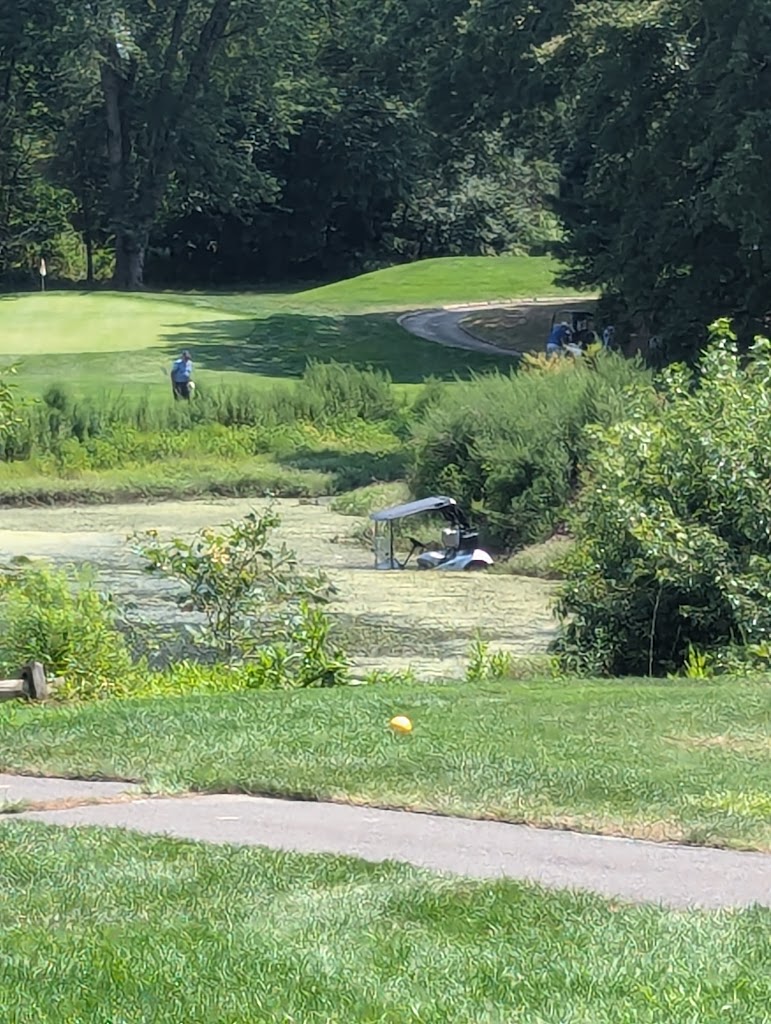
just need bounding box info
[0,361,403,463]
[410,351,652,549]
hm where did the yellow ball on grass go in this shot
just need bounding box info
[389,715,413,734]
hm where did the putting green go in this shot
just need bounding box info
[0,293,249,355]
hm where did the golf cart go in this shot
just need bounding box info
[550,309,598,353]
[370,496,494,571]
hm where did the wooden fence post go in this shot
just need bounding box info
[0,662,49,702]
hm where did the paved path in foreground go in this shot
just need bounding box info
[0,772,139,805]
[5,776,769,910]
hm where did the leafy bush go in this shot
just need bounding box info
[245,603,350,689]
[289,360,400,426]
[0,365,19,429]
[464,637,513,683]
[0,514,354,702]
[409,375,447,420]
[135,604,350,696]
[410,351,651,549]
[136,508,349,685]
[0,563,137,699]
[554,321,771,676]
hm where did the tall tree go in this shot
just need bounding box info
[0,0,70,279]
[97,0,243,288]
[548,0,771,356]
[55,0,320,289]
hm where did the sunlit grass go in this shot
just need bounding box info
[2,678,770,849]
[0,255,579,399]
[0,821,767,1023]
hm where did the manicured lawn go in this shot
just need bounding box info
[0,255,580,399]
[2,678,770,849]
[156,254,569,313]
[0,822,767,1023]
[293,254,567,310]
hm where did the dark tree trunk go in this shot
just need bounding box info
[85,230,94,284]
[100,0,234,290]
[80,194,95,284]
[101,50,139,288]
[113,229,147,290]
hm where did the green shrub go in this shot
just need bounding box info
[464,637,513,683]
[409,375,447,420]
[245,603,350,689]
[554,321,771,676]
[410,351,651,549]
[136,604,350,696]
[135,508,347,687]
[291,360,399,425]
[0,515,354,701]
[0,563,137,699]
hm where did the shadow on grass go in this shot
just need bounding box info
[162,311,512,383]
[279,447,409,491]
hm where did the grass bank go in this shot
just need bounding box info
[0,456,331,505]
[2,678,770,850]
[1,821,766,1023]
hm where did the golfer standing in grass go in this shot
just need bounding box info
[170,350,194,400]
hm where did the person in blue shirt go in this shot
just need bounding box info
[546,321,572,358]
[170,350,194,400]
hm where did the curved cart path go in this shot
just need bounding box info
[398,297,596,356]
[4,776,769,910]
[398,308,515,354]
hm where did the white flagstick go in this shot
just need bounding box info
[39,258,47,293]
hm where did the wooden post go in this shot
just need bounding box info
[0,662,49,702]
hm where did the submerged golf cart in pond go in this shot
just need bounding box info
[370,496,494,571]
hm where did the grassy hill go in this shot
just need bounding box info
[292,254,564,311]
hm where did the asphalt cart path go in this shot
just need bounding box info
[8,783,770,910]
[398,308,513,354]
[397,298,591,356]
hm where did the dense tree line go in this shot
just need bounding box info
[2,0,769,356]
[1,0,556,290]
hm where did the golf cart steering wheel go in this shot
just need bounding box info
[407,536,427,550]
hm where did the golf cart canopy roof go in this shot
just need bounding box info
[370,495,459,522]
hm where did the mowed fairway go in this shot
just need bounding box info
[0,255,576,399]
[1,822,768,1024]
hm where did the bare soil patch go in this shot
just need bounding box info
[665,734,771,754]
